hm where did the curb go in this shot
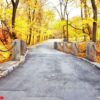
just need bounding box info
[69,53,100,69]
[78,57,100,69]
[70,53,100,69]
[66,53,100,69]
[0,50,28,78]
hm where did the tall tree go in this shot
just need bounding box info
[91,0,97,42]
[11,0,19,39]
[54,0,73,41]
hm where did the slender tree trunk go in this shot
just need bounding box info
[12,6,17,29]
[12,6,17,39]
[64,2,68,18]
[11,0,19,39]
[66,13,69,42]
[27,0,37,45]
[81,3,83,20]
[80,1,85,33]
[84,0,88,19]
[91,0,97,42]
[29,29,32,45]
[59,0,63,20]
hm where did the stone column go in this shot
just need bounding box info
[54,42,57,49]
[86,42,96,61]
[21,40,27,55]
[72,42,78,55]
[12,39,21,61]
[63,42,67,52]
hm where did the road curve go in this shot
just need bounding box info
[0,39,100,100]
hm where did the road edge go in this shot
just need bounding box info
[0,50,28,78]
[78,57,100,69]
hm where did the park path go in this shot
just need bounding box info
[0,39,100,100]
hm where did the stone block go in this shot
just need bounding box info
[54,42,57,49]
[12,39,21,61]
[72,42,78,55]
[86,42,96,61]
[21,40,27,55]
[63,42,67,52]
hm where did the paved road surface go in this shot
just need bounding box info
[0,39,100,100]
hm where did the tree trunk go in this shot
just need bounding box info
[80,1,85,33]
[12,6,17,29]
[11,0,19,39]
[12,6,17,39]
[66,14,69,42]
[91,0,97,42]
[81,3,83,20]
[84,0,88,19]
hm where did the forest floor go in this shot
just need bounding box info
[0,39,100,100]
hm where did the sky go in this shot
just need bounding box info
[46,0,81,19]
[4,0,81,19]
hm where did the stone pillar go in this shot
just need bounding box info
[57,42,61,51]
[54,42,57,49]
[57,42,61,50]
[21,40,27,55]
[63,42,67,52]
[60,42,64,51]
[72,42,78,55]
[12,39,21,61]
[86,42,96,61]
[66,42,72,54]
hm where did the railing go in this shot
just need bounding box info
[54,41,100,63]
[0,39,27,62]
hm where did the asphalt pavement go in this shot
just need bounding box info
[0,39,100,100]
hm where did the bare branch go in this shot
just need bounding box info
[53,7,62,19]
[6,0,9,5]
[11,0,19,6]
[59,0,63,18]
[68,23,82,30]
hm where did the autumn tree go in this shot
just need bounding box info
[54,0,74,41]
[79,0,92,40]
[22,0,48,45]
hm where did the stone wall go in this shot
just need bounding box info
[54,41,100,63]
[12,39,27,61]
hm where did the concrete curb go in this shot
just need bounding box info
[78,57,100,69]
[65,52,100,69]
[66,52,100,69]
[0,50,28,78]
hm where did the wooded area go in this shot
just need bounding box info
[0,0,100,63]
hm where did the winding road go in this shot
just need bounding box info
[0,39,100,100]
